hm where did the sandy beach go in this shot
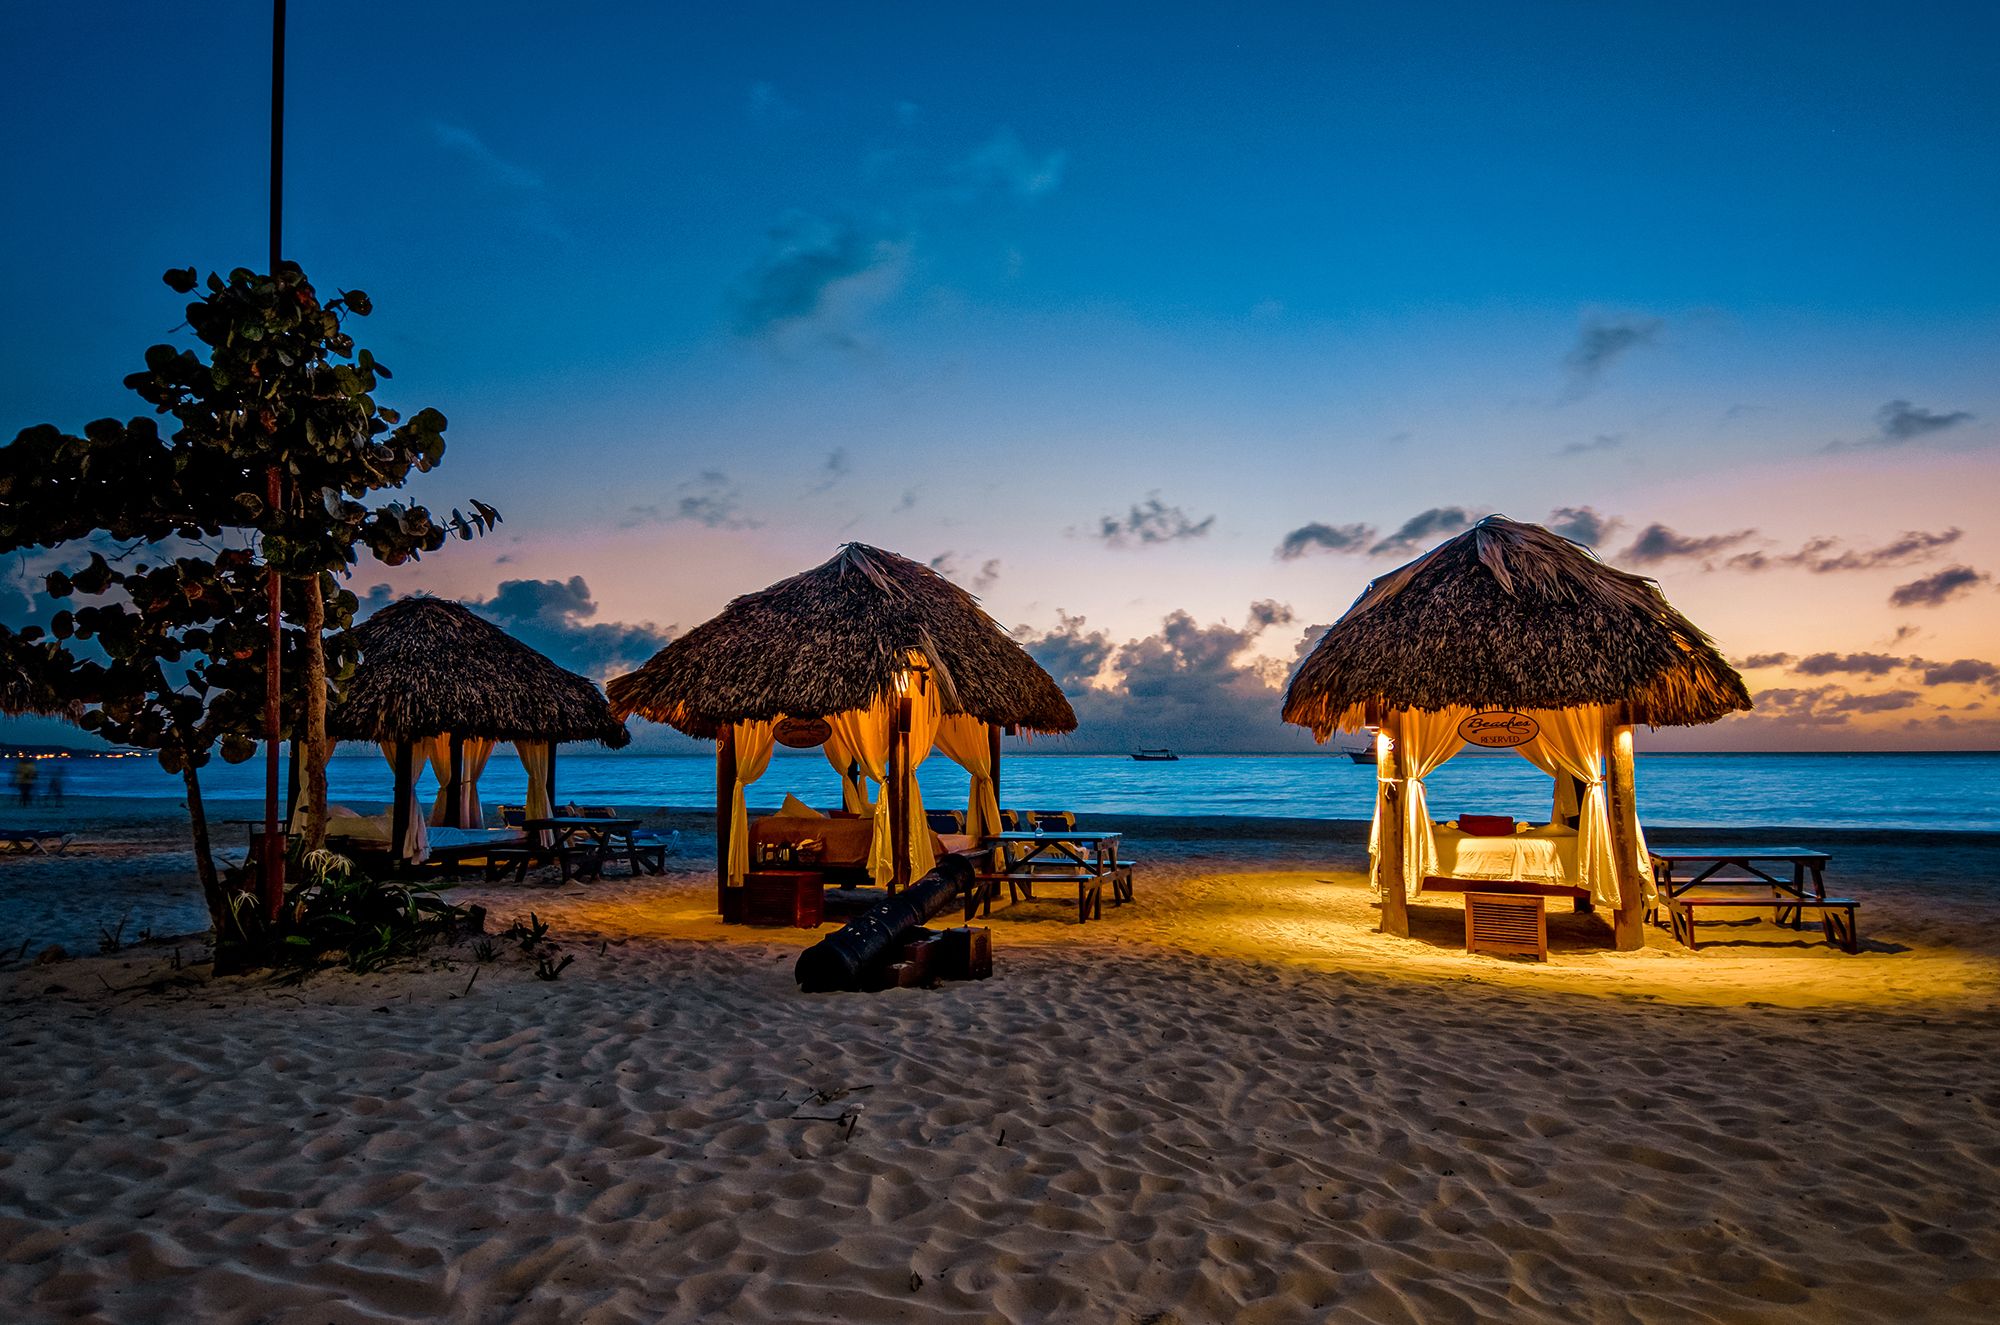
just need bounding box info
[3,802,1998,1322]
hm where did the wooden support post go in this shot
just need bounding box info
[390,738,414,866]
[285,737,302,831]
[889,699,910,892]
[1604,708,1645,951]
[1377,716,1409,937]
[715,728,736,917]
[444,733,466,828]
[989,722,1004,834]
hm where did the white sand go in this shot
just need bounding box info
[2,810,1998,1322]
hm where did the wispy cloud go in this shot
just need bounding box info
[623,472,758,530]
[1620,522,1756,566]
[1544,506,1619,548]
[1561,314,1662,397]
[1728,528,1963,574]
[955,128,1066,201]
[1093,495,1216,548]
[430,121,543,191]
[1557,433,1624,456]
[1825,399,1976,452]
[1274,521,1375,560]
[1370,507,1479,557]
[1888,565,1989,608]
[747,80,800,124]
[811,448,852,494]
[729,213,908,342]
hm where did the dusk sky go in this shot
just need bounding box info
[5,2,1997,751]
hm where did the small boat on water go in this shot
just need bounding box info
[1130,748,1180,762]
[1338,740,1377,765]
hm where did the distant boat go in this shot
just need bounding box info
[1339,740,1377,765]
[1130,748,1180,762]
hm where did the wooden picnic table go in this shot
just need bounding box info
[520,816,646,881]
[979,830,1132,923]
[1648,846,1831,930]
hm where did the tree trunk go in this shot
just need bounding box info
[182,758,227,932]
[300,571,330,850]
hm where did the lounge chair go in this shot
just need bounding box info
[0,828,73,856]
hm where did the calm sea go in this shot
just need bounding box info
[32,750,2000,832]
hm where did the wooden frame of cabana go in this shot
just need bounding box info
[1363,699,1651,946]
[1286,517,1752,951]
[607,543,1073,919]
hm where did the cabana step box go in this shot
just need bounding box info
[1464,892,1549,961]
[743,871,825,928]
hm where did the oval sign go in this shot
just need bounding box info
[774,716,832,749]
[1457,710,1539,749]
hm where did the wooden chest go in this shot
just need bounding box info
[743,871,825,929]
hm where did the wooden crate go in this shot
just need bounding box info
[1464,892,1548,961]
[743,871,825,929]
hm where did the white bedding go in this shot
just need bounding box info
[1431,824,1579,886]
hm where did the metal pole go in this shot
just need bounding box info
[260,0,288,920]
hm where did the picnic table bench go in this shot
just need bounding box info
[976,830,1130,923]
[1650,846,1860,953]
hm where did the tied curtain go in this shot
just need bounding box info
[1368,708,1467,899]
[934,714,999,843]
[827,675,942,888]
[724,720,777,888]
[1517,707,1621,907]
[377,742,429,862]
[427,736,495,828]
[822,724,873,814]
[516,740,554,844]
[827,704,893,883]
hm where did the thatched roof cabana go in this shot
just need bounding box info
[1282,516,1751,949]
[334,596,628,747]
[607,543,1075,737]
[330,595,627,853]
[1283,516,1750,738]
[608,543,1075,911]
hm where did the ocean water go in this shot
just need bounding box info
[26,749,2000,832]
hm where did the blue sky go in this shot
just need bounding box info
[5,2,1999,750]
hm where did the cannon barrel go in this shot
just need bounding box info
[795,855,974,993]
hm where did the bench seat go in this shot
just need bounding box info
[1668,894,1859,953]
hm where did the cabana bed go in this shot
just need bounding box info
[1284,516,1752,950]
[607,543,1077,920]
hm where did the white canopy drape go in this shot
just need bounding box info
[1517,706,1618,906]
[377,742,429,862]
[1369,708,1467,898]
[725,720,777,887]
[822,723,873,814]
[935,714,999,843]
[427,736,495,828]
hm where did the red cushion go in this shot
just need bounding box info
[1459,814,1515,837]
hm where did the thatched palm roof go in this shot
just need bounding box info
[331,596,629,746]
[1283,516,1750,736]
[606,543,1077,738]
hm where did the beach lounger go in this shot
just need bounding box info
[0,828,73,856]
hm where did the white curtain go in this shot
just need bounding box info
[725,720,776,887]
[425,737,493,827]
[934,714,999,842]
[1517,707,1619,907]
[822,724,872,814]
[1368,708,1467,899]
[828,701,895,885]
[516,740,554,846]
[901,678,941,884]
[377,742,429,862]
